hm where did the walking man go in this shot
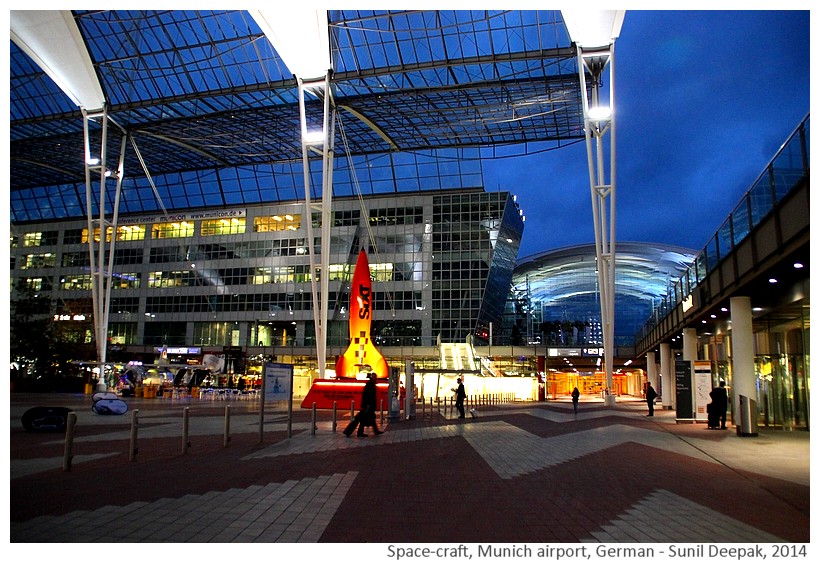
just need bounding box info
[455,377,466,419]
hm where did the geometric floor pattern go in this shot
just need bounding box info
[581,489,784,543]
[10,395,809,544]
[10,472,357,543]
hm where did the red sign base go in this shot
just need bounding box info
[300,379,390,410]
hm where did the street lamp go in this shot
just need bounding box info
[562,10,625,407]
[251,10,334,379]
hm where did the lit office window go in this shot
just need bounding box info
[149,271,195,289]
[370,262,394,282]
[117,225,146,241]
[23,231,58,246]
[254,214,301,232]
[23,277,52,291]
[152,221,195,239]
[201,218,246,236]
[108,322,138,345]
[111,273,140,289]
[61,275,93,290]
[328,263,353,282]
[22,253,56,269]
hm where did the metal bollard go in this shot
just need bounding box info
[182,407,190,454]
[332,401,337,432]
[311,402,317,435]
[129,409,139,461]
[63,412,77,472]
[380,399,384,425]
[350,400,355,419]
[224,405,231,447]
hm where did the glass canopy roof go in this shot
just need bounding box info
[10,10,586,223]
[514,243,697,304]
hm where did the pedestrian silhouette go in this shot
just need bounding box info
[645,383,658,417]
[344,373,383,437]
[708,380,728,429]
[571,386,580,414]
[454,377,466,419]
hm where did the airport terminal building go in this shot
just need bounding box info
[9,10,809,431]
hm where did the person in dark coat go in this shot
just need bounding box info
[345,373,383,437]
[454,377,467,418]
[645,383,658,417]
[709,380,729,429]
[571,386,580,414]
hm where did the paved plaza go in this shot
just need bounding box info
[8,392,810,554]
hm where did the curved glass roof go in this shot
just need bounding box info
[10,10,585,223]
[513,242,697,345]
[515,242,697,303]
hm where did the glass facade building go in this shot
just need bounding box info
[10,188,523,373]
[509,243,697,350]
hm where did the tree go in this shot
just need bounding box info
[10,285,54,380]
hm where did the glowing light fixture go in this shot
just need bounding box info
[587,105,612,120]
[561,10,625,49]
[10,10,105,110]
[250,10,330,79]
[302,129,326,145]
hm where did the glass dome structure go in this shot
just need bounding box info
[512,242,696,348]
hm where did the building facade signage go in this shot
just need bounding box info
[675,360,694,421]
[118,208,247,225]
[693,360,712,423]
[153,346,201,355]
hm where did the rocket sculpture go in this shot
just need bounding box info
[335,250,389,379]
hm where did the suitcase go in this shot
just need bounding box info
[707,403,719,429]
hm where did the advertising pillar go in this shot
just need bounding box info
[693,360,712,423]
[261,362,294,439]
[675,359,694,422]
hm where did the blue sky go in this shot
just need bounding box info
[483,10,811,259]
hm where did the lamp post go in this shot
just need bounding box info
[562,10,625,407]
[251,10,333,379]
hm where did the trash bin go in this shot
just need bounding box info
[737,395,758,437]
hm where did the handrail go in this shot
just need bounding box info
[635,113,810,343]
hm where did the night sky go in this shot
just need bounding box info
[483,9,811,259]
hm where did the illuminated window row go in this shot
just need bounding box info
[20,253,56,269]
[368,206,424,226]
[139,290,424,315]
[59,273,141,290]
[254,214,302,232]
[19,276,53,291]
[21,231,58,246]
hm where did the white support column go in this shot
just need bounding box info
[730,296,756,428]
[563,10,624,407]
[646,351,658,390]
[299,73,335,379]
[659,342,672,410]
[576,44,618,406]
[682,328,697,362]
[83,107,127,390]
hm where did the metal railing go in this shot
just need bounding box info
[635,114,810,343]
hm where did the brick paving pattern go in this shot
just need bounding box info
[9,392,809,546]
